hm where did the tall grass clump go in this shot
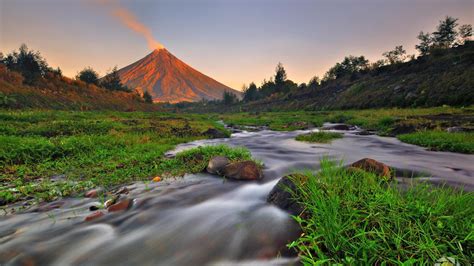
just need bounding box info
[288,160,474,264]
[398,131,474,154]
[295,131,343,143]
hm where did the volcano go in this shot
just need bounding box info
[116,48,240,103]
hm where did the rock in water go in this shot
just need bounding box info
[206,156,230,174]
[267,174,305,216]
[222,161,263,180]
[350,158,392,179]
[108,198,132,212]
[203,128,227,139]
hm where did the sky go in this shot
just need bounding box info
[1,0,473,90]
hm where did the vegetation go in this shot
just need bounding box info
[143,90,153,103]
[288,160,474,264]
[175,16,472,112]
[398,131,474,154]
[295,132,343,143]
[0,111,233,205]
[76,67,100,85]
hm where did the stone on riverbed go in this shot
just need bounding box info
[222,161,263,180]
[206,156,230,174]
[85,211,105,221]
[267,174,306,216]
[322,124,355,131]
[108,198,132,212]
[349,158,392,179]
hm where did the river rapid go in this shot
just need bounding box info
[1,125,473,265]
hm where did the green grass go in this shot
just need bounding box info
[0,111,234,204]
[398,131,474,154]
[288,160,474,264]
[295,131,343,143]
[157,144,255,176]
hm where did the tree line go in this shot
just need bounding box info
[0,45,154,103]
[232,16,472,104]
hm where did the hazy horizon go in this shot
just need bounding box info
[1,0,473,90]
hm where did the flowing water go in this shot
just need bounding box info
[1,126,473,265]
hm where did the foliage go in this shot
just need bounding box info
[383,45,408,64]
[100,66,130,92]
[295,131,343,143]
[398,131,474,154]
[432,16,459,48]
[458,24,472,44]
[323,55,369,81]
[2,44,50,85]
[242,82,259,102]
[143,90,153,103]
[76,67,99,85]
[288,160,474,264]
[223,91,238,105]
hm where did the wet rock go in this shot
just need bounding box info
[85,211,105,221]
[115,186,129,195]
[323,124,354,131]
[203,128,227,139]
[267,174,306,216]
[390,124,416,135]
[108,198,132,212]
[85,188,102,198]
[222,161,263,180]
[356,130,375,136]
[349,158,392,179]
[206,156,230,175]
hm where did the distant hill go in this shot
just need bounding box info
[180,42,474,113]
[0,65,158,111]
[117,48,241,103]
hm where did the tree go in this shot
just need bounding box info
[223,91,238,105]
[100,66,130,92]
[323,55,369,81]
[143,90,153,103]
[76,67,99,85]
[308,76,320,88]
[274,62,287,92]
[383,45,407,64]
[432,16,458,48]
[458,24,472,44]
[3,44,49,84]
[415,31,433,56]
[242,82,259,102]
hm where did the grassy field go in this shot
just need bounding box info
[221,106,474,153]
[288,160,474,264]
[295,132,343,143]
[0,111,249,205]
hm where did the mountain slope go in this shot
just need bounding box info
[117,49,240,103]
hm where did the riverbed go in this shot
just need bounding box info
[1,127,473,265]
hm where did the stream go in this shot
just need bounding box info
[1,125,473,265]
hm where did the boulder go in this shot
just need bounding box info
[203,128,227,139]
[349,158,391,179]
[222,161,263,180]
[267,174,306,216]
[206,156,230,174]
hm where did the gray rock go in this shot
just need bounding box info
[203,128,227,139]
[206,156,230,175]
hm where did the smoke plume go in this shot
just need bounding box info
[96,0,164,50]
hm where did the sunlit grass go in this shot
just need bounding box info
[398,131,474,154]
